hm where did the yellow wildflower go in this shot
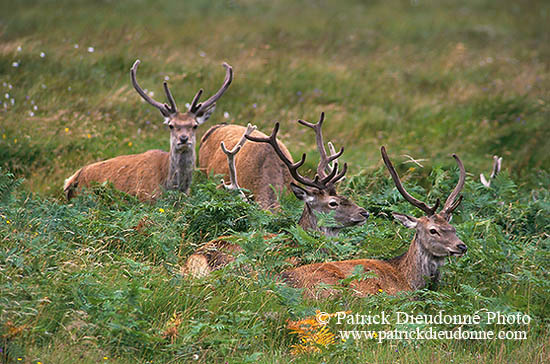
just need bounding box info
[158,208,165,213]
[128,142,133,147]
[87,133,92,139]
[2,134,6,139]
[65,127,69,133]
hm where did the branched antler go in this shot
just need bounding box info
[131,60,233,120]
[381,146,440,216]
[246,121,347,190]
[381,146,466,216]
[221,124,257,199]
[189,63,233,117]
[297,112,344,179]
[480,155,502,188]
[131,60,177,117]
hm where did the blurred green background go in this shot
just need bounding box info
[1,0,548,196]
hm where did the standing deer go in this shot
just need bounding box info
[64,60,232,201]
[280,146,467,299]
[184,115,369,277]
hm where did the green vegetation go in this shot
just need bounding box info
[0,0,548,363]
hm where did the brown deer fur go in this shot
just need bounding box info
[64,150,170,201]
[186,118,369,278]
[64,60,232,201]
[280,147,467,299]
[199,124,293,209]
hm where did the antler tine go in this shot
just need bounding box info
[381,146,439,216]
[223,123,257,156]
[220,141,243,193]
[220,124,257,199]
[163,82,177,114]
[328,162,347,186]
[442,154,466,214]
[491,155,502,179]
[188,89,203,114]
[326,142,343,172]
[130,60,172,117]
[298,112,335,178]
[245,122,330,189]
[194,62,233,115]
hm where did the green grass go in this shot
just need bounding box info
[0,0,549,363]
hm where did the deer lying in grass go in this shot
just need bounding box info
[184,115,369,277]
[198,124,294,209]
[480,155,502,188]
[247,114,369,236]
[184,124,261,278]
[280,146,467,299]
[64,60,232,201]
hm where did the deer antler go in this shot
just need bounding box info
[297,112,344,179]
[441,154,466,215]
[220,124,257,199]
[381,146,440,216]
[480,155,502,188]
[246,122,347,190]
[131,60,177,117]
[189,62,233,117]
[326,141,341,176]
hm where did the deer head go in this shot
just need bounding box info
[381,146,467,258]
[130,60,233,154]
[246,114,369,234]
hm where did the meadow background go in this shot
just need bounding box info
[0,0,549,363]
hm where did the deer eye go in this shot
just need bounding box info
[429,228,439,235]
[192,124,198,129]
[168,124,174,130]
[328,201,339,208]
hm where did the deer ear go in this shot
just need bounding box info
[392,212,418,229]
[195,104,216,125]
[290,183,315,203]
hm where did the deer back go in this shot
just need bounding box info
[199,124,293,209]
[64,149,169,201]
[281,258,411,299]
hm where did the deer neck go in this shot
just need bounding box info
[166,147,195,193]
[298,204,340,237]
[394,234,445,290]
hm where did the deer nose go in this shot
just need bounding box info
[359,209,369,219]
[179,135,189,144]
[457,243,467,253]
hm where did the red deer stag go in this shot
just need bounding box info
[281,146,467,299]
[64,60,232,201]
[246,114,369,236]
[183,114,369,277]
